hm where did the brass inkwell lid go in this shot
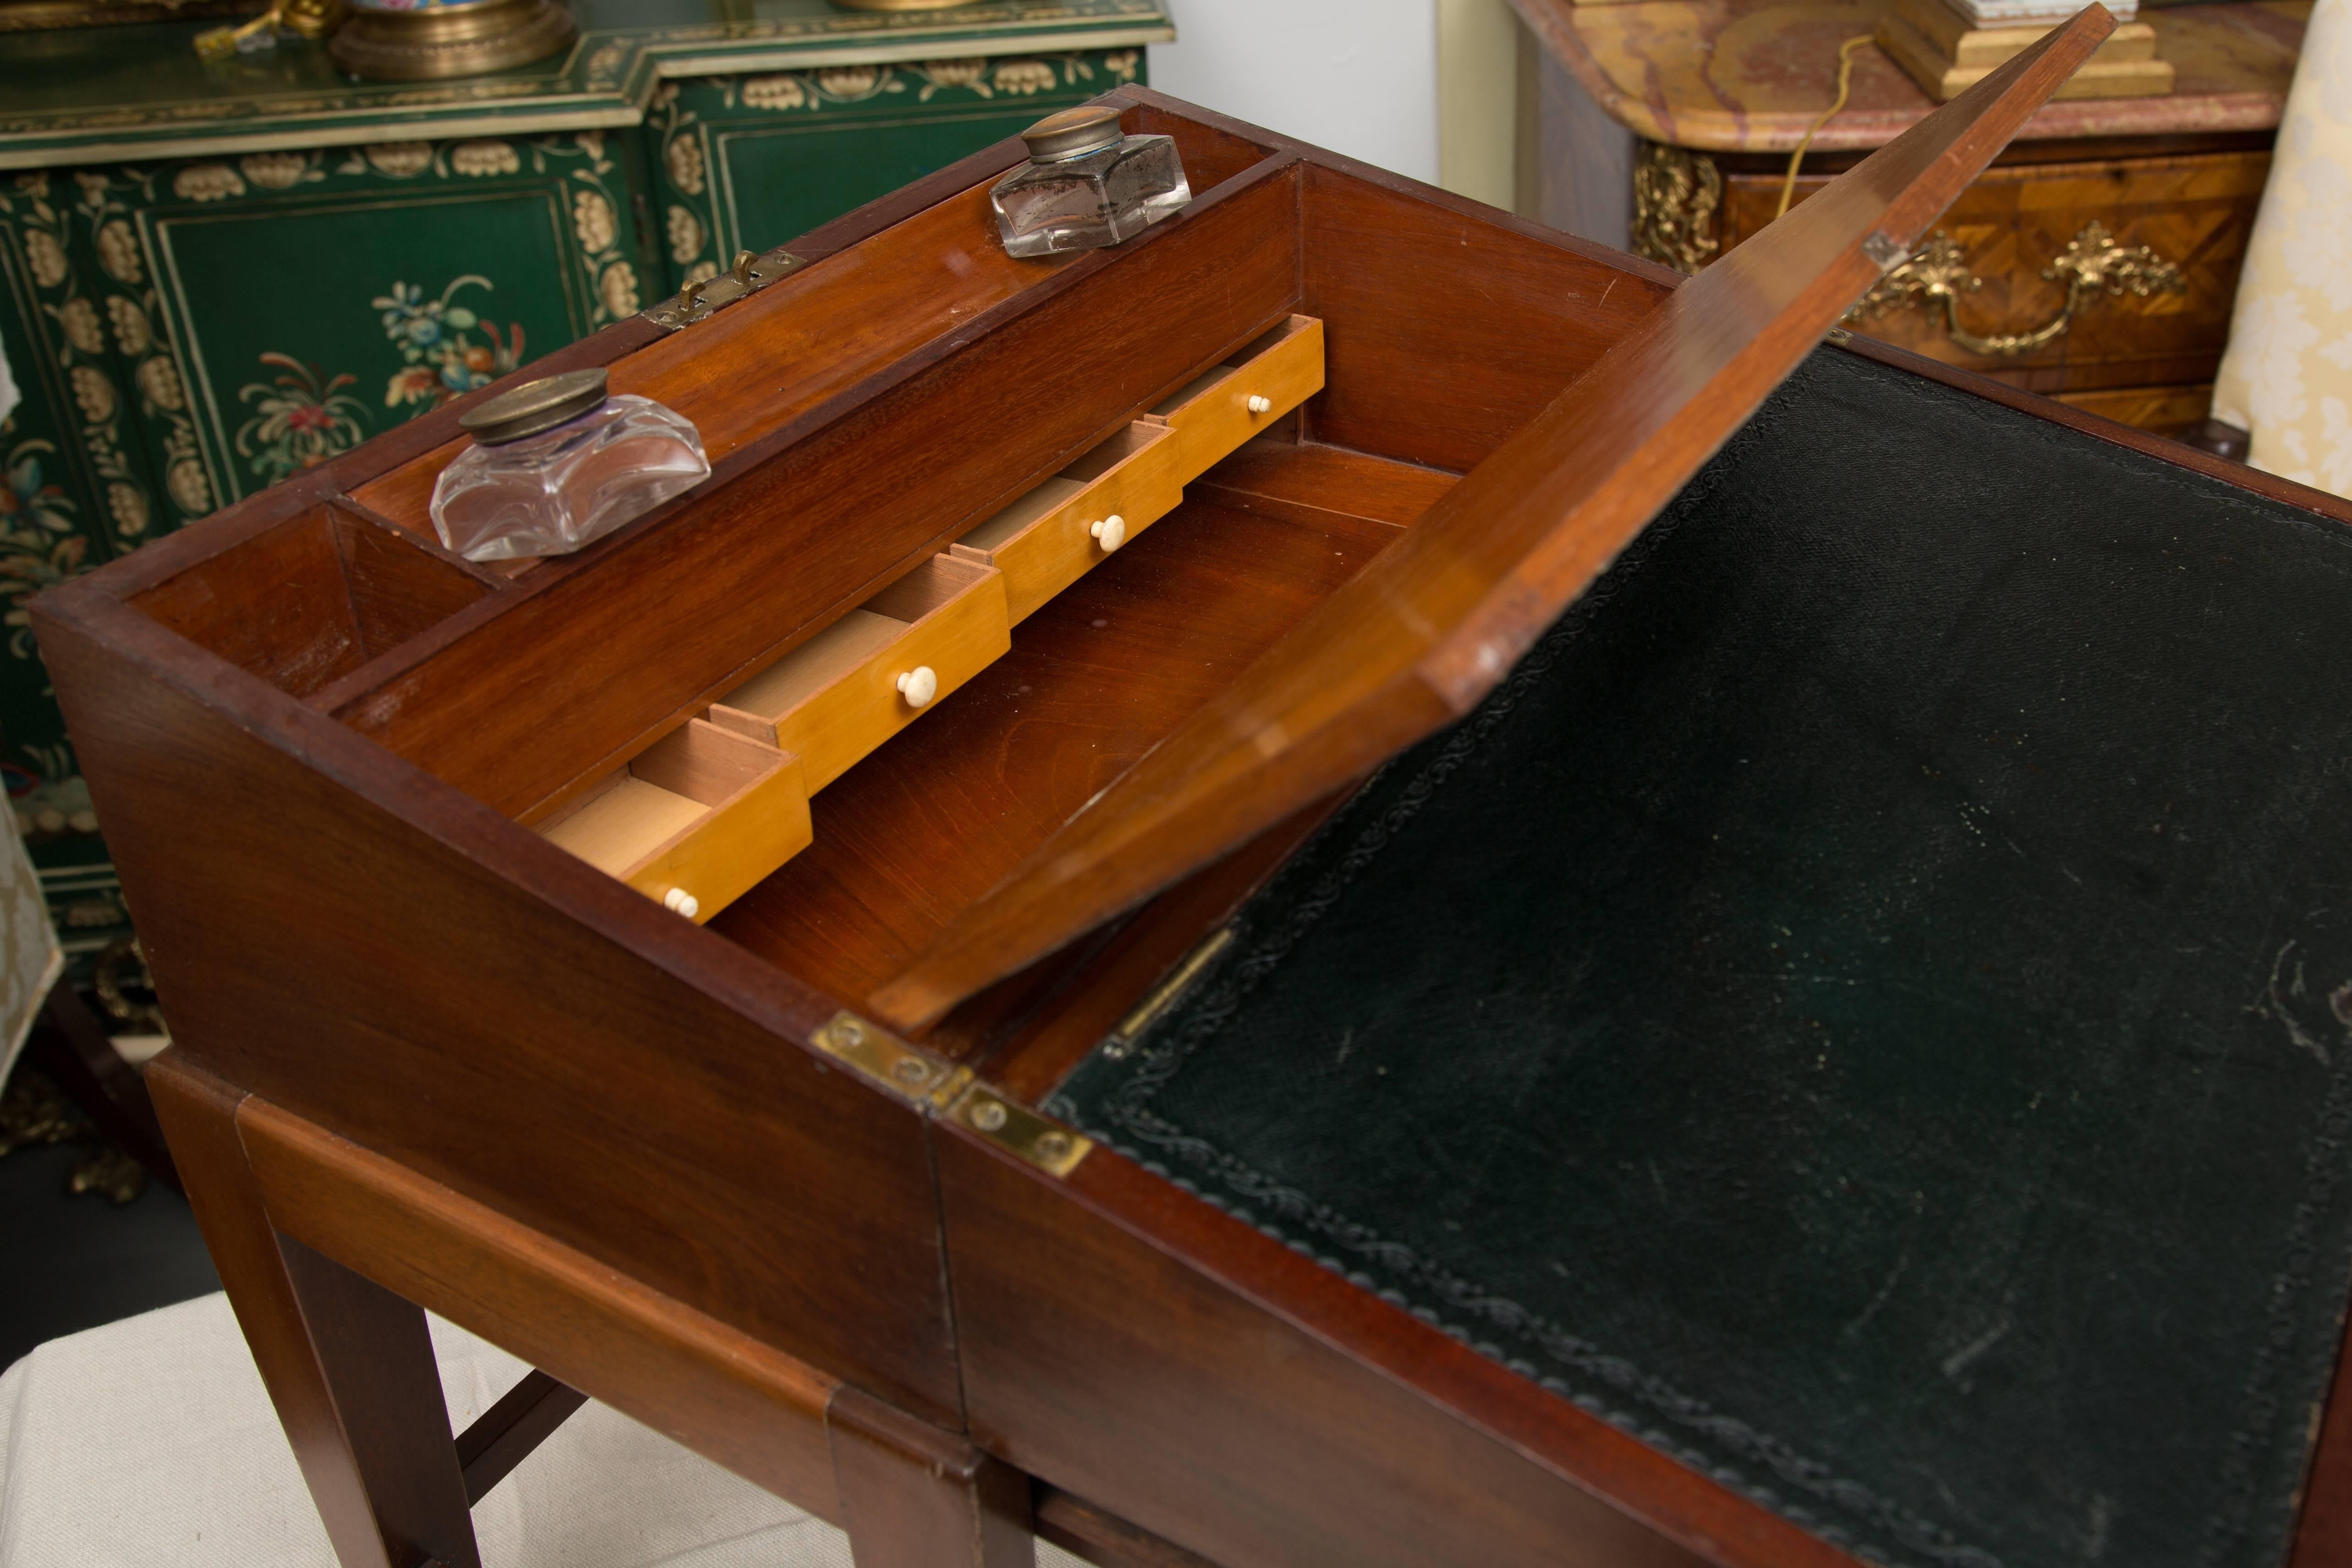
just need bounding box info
[459,368,609,446]
[1020,105,1125,162]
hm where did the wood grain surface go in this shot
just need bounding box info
[331,162,1308,823]
[38,588,962,1427]
[149,1058,479,1568]
[1301,162,1679,473]
[236,1089,848,1524]
[940,1126,1848,1568]
[827,1387,1035,1568]
[713,480,1409,1009]
[454,1371,587,1507]
[343,106,1270,537]
[871,11,2118,1028]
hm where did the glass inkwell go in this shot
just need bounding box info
[429,368,710,563]
[991,105,1192,259]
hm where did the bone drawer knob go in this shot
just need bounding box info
[1246,394,1273,415]
[663,888,700,919]
[1091,514,1127,552]
[896,665,938,707]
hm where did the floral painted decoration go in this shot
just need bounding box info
[235,354,369,484]
[374,274,524,411]
[0,439,88,658]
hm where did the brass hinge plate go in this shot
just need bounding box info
[810,1011,962,1105]
[808,1010,1089,1177]
[943,1081,1093,1178]
[644,248,805,330]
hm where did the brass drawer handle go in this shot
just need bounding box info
[1848,220,2185,358]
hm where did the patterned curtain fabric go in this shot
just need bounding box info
[2210,0,2352,495]
[0,820,61,1088]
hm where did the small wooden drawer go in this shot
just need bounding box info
[1152,315,1326,483]
[710,554,1011,792]
[537,719,810,925]
[952,421,1185,624]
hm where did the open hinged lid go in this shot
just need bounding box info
[869,5,2117,1031]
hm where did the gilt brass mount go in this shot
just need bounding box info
[1631,143,1722,275]
[1848,220,2187,358]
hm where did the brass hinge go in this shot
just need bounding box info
[644,248,805,330]
[809,1011,963,1105]
[1102,925,1234,1061]
[809,1010,1089,1177]
[942,1080,1093,1178]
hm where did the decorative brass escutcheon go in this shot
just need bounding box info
[1846,220,2186,357]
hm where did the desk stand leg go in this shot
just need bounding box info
[151,1056,483,1568]
[828,1385,1036,1568]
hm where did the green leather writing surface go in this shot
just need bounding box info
[1054,348,2352,1568]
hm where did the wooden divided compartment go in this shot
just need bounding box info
[534,720,809,926]
[516,312,1330,923]
[1152,314,1324,482]
[952,422,1182,624]
[120,308,1331,930]
[711,554,1011,792]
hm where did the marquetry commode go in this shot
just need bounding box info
[42,35,2352,1568]
[1511,0,2305,437]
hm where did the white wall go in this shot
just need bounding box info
[1436,0,1520,209]
[1146,0,1441,185]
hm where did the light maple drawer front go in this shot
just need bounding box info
[952,420,1185,624]
[537,719,810,925]
[1152,315,1326,482]
[710,554,1011,792]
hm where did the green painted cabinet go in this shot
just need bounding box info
[0,1,1168,966]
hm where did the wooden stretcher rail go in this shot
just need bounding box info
[233,1086,850,1522]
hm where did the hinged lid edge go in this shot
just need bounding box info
[869,7,2118,1031]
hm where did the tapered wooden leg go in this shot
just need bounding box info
[828,1385,1036,1568]
[151,1055,481,1568]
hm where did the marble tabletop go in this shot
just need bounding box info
[1509,0,2306,151]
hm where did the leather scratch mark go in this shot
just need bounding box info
[1941,1314,2012,1382]
[2251,940,2338,1065]
[1843,1244,1913,1340]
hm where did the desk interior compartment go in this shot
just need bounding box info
[534,718,808,925]
[951,421,1185,624]
[132,501,503,701]
[709,554,1011,793]
[1151,314,1326,483]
